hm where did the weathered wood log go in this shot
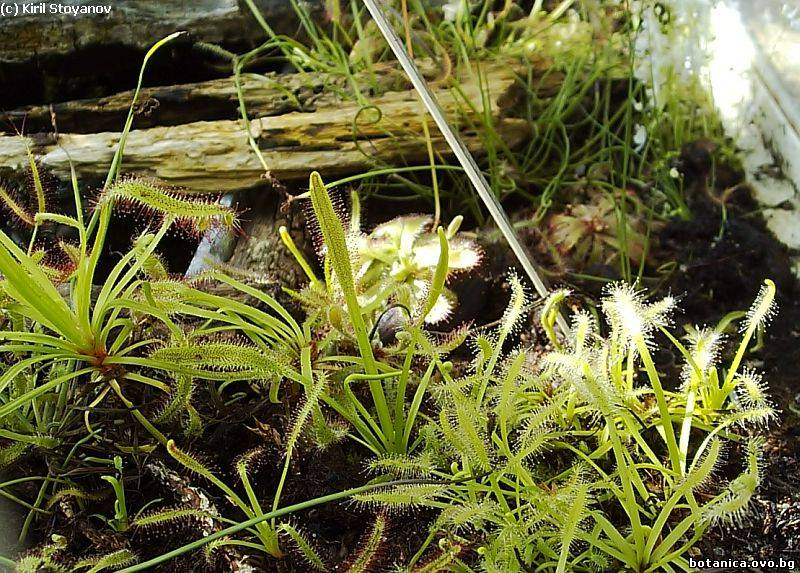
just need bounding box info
[0,63,424,135]
[0,0,332,110]
[0,63,535,193]
[0,0,324,65]
[0,0,438,109]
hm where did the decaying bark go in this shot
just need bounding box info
[0,64,421,134]
[0,62,535,192]
[0,0,324,65]
[226,189,309,287]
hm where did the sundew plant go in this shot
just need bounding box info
[353,278,777,572]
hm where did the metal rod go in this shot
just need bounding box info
[361,0,568,335]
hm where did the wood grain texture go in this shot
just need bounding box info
[0,63,532,192]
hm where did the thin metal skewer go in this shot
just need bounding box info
[361,0,569,336]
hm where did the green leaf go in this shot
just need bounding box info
[0,230,86,347]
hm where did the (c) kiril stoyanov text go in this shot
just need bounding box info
[1,2,112,17]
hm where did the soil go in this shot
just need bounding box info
[658,145,800,571]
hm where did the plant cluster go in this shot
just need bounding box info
[0,156,779,572]
[0,165,307,564]
[355,277,777,572]
[0,3,781,572]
